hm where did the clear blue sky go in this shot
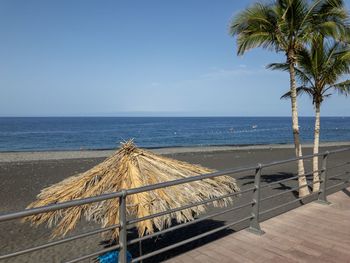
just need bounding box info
[1,0,349,117]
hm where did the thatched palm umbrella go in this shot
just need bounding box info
[24,141,239,240]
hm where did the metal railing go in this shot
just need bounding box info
[1,147,350,263]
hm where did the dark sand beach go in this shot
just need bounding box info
[0,143,349,262]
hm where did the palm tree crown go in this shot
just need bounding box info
[273,36,350,104]
[229,0,349,58]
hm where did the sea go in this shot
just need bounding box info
[0,117,349,152]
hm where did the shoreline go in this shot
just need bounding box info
[1,141,350,163]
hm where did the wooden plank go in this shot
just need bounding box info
[165,188,350,263]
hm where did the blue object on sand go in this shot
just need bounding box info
[98,250,132,263]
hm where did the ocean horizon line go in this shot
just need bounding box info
[1,115,350,118]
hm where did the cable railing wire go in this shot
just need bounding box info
[326,180,350,191]
[0,191,124,223]
[260,170,317,189]
[0,224,120,260]
[128,187,255,225]
[63,243,121,263]
[328,171,350,180]
[327,161,350,171]
[127,201,254,246]
[260,183,310,202]
[131,215,253,263]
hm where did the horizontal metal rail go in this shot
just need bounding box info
[261,179,322,203]
[128,187,254,225]
[126,166,257,196]
[131,215,253,263]
[0,224,120,260]
[313,179,322,185]
[260,170,317,189]
[126,148,350,196]
[260,147,350,170]
[127,201,254,246]
[327,161,350,171]
[328,171,350,180]
[326,180,350,191]
[260,192,319,216]
[0,192,123,223]
[261,174,300,188]
[63,243,121,263]
[261,183,310,202]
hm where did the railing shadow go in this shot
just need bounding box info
[100,219,233,262]
[342,188,350,197]
[239,172,299,188]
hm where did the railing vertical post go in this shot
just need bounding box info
[119,190,128,263]
[317,152,331,205]
[247,164,265,235]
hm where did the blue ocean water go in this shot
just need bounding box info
[0,117,349,152]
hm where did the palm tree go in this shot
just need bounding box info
[270,36,350,192]
[229,0,349,197]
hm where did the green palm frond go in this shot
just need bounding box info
[236,32,277,55]
[296,45,315,78]
[229,2,281,55]
[267,62,313,86]
[280,86,314,99]
[321,43,350,85]
[311,0,350,40]
[332,79,350,95]
[230,0,349,56]
[286,34,350,105]
[266,62,289,71]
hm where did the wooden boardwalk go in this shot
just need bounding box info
[165,188,350,263]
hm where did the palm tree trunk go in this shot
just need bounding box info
[313,103,321,192]
[288,51,310,197]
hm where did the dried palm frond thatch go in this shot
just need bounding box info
[23,140,239,239]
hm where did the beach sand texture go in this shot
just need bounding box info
[0,144,349,262]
